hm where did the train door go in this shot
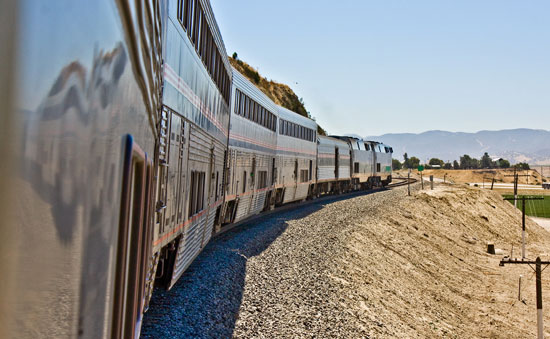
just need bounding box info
[156,109,169,237]
[176,122,189,225]
[165,114,181,233]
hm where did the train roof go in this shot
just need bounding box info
[318,135,350,147]
[277,105,318,130]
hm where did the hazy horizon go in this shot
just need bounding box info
[211,1,550,136]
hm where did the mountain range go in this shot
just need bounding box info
[364,129,550,165]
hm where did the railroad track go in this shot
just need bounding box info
[386,176,418,188]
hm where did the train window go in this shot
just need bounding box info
[200,15,207,59]
[239,92,245,116]
[234,89,240,114]
[210,45,216,77]
[279,120,283,134]
[177,0,184,23]
[242,171,247,193]
[206,26,212,68]
[365,143,370,151]
[257,171,268,189]
[377,163,381,172]
[300,169,309,183]
[194,7,201,50]
[183,0,192,31]
[354,162,360,173]
[189,171,206,216]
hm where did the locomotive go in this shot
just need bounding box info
[0,0,391,338]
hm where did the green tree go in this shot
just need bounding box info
[453,160,460,169]
[409,157,420,169]
[515,162,530,170]
[498,158,510,168]
[403,153,410,168]
[444,162,452,169]
[460,154,480,169]
[232,52,238,60]
[392,159,403,170]
[481,152,493,168]
[429,158,445,167]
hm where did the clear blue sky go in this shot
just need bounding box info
[210,0,550,136]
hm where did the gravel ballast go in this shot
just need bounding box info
[142,183,550,338]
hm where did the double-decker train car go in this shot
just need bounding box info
[221,69,279,225]
[275,106,318,205]
[0,0,233,338]
[316,135,353,194]
[154,0,232,293]
[1,0,164,338]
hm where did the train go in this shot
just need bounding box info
[0,0,392,338]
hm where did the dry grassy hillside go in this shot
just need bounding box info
[229,56,326,136]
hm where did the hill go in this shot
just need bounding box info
[229,56,326,135]
[366,129,550,165]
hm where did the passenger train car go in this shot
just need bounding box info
[316,135,353,194]
[0,1,392,338]
[275,106,318,205]
[221,68,279,225]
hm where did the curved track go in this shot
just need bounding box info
[387,176,418,188]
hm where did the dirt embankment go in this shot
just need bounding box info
[341,184,550,338]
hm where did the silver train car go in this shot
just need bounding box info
[1,0,231,338]
[221,68,279,225]
[316,135,353,194]
[365,141,393,186]
[275,106,318,205]
[327,136,393,189]
[0,1,394,338]
[154,0,232,293]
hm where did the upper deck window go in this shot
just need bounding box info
[278,118,315,142]
[177,0,231,105]
[234,89,277,132]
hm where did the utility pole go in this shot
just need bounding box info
[504,196,544,259]
[505,168,530,208]
[500,257,550,339]
[483,176,495,190]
